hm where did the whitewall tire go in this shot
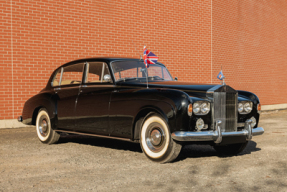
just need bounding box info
[36,108,60,144]
[140,114,182,163]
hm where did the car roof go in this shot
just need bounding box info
[60,57,162,66]
[47,57,167,89]
[58,57,166,69]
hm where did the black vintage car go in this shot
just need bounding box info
[19,58,264,163]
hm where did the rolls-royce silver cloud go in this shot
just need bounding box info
[18,58,264,163]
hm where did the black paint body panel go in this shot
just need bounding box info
[21,58,261,143]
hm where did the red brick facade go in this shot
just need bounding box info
[212,0,287,108]
[1,0,286,120]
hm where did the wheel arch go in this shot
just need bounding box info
[30,99,56,126]
[132,105,172,141]
[32,106,44,125]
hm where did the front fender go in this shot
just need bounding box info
[237,90,260,104]
[122,88,192,140]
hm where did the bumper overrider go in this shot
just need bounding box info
[171,119,264,143]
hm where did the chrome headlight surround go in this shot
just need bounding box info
[192,101,210,115]
[238,101,253,114]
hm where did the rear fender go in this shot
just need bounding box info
[22,93,56,126]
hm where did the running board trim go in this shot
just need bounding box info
[56,130,136,142]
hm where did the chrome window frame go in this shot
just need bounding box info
[60,63,85,86]
[110,60,173,82]
[51,67,63,87]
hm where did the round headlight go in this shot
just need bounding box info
[244,102,252,113]
[238,103,244,113]
[193,103,200,114]
[201,103,209,114]
[250,116,256,128]
[196,118,205,130]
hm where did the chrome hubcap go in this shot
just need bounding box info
[150,129,162,146]
[39,116,49,137]
[145,123,166,153]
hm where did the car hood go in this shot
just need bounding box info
[119,81,218,99]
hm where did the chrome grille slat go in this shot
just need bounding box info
[214,92,226,131]
[212,86,237,132]
[226,92,237,132]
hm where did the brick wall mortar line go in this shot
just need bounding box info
[11,0,14,119]
[211,0,213,84]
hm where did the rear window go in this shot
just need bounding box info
[61,63,85,86]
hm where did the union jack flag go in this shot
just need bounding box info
[143,46,158,68]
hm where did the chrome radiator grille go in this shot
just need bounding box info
[213,91,237,132]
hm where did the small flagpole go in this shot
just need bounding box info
[221,65,226,85]
[143,45,149,89]
[146,67,149,89]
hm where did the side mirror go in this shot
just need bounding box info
[174,77,178,81]
[103,74,112,82]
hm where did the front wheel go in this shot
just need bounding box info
[213,141,248,156]
[36,108,60,144]
[140,114,182,163]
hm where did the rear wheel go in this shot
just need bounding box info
[213,141,248,156]
[140,114,182,163]
[36,108,60,144]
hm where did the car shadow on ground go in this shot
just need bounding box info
[57,134,261,161]
[175,141,261,162]
[58,134,143,153]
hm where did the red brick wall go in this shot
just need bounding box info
[212,0,287,105]
[1,0,212,119]
[1,1,13,119]
[1,0,287,120]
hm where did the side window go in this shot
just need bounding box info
[52,69,61,87]
[61,63,84,86]
[86,62,111,83]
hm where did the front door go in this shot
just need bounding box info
[75,62,114,135]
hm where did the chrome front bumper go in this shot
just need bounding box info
[171,119,264,143]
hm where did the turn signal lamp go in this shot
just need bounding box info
[257,103,261,113]
[188,104,193,116]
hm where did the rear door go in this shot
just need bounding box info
[55,63,85,130]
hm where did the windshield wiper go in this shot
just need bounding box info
[152,76,165,80]
[116,77,138,82]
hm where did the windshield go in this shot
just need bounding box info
[111,60,173,82]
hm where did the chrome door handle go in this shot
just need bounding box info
[54,88,61,91]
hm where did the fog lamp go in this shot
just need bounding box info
[196,118,205,130]
[250,116,256,128]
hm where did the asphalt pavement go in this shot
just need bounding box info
[0,110,287,191]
